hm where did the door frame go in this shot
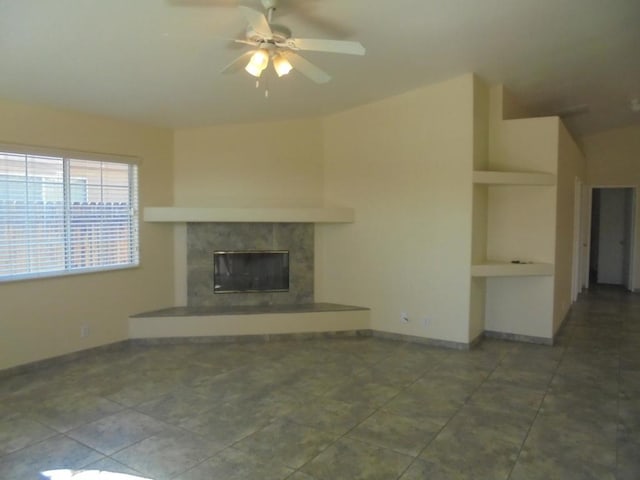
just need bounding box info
[571,177,583,302]
[585,185,637,291]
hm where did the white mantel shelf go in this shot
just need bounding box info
[143,207,354,223]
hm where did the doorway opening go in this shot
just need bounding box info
[588,187,635,290]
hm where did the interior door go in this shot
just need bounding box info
[597,188,627,284]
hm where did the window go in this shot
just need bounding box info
[0,148,139,281]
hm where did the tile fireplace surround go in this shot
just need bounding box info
[186,222,314,307]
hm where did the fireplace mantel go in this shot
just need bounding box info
[144,206,354,223]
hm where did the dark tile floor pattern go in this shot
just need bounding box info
[1,286,639,479]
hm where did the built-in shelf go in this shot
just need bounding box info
[473,171,556,186]
[471,262,554,277]
[143,206,354,223]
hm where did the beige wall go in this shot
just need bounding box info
[582,124,640,289]
[0,98,174,370]
[173,119,325,208]
[318,74,475,344]
[171,77,481,346]
[487,118,559,262]
[171,118,326,304]
[2,75,605,369]
[554,122,586,332]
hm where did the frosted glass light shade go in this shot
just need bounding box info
[273,54,293,77]
[245,50,269,77]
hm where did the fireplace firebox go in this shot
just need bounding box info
[213,250,289,294]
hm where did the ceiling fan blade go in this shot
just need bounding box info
[238,6,273,38]
[285,52,331,84]
[283,4,354,38]
[283,38,365,55]
[221,51,254,74]
[233,39,260,47]
[168,0,237,6]
[212,36,257,50]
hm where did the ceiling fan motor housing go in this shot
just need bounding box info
[246,23,292,44]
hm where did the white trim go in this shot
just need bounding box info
[571,177,582,302]
[580,182,590,290]
[585,187,593,289]
[626,188,636,291]
[0,142,140,165]
[0,263,139,284]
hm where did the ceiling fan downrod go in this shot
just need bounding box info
[261,0,277,23]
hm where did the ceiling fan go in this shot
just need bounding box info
[221,0,365,84]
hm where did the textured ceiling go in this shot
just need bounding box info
[1,0,639,136]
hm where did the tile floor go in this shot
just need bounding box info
[1,286,639,479]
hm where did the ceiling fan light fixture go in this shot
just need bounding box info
[245,49,269,77]
[273,54,293,77]
[226,3,364,85]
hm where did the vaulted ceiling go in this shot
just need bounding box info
[1,0,639,136]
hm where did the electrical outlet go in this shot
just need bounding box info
[423,317,430,328]
[400,312,409,323]
[80,324,90,338]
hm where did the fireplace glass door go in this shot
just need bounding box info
[213,250,289,293]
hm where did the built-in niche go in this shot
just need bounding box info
[186,222,313,307]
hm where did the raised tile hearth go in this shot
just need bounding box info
[129,303,371,340]
[132,303,367,317]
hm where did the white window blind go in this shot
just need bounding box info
[0,149,139,281]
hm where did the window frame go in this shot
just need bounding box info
[0,144,140,282]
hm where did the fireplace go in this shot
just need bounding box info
[213,250,289,294]
[187,222,313,307]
